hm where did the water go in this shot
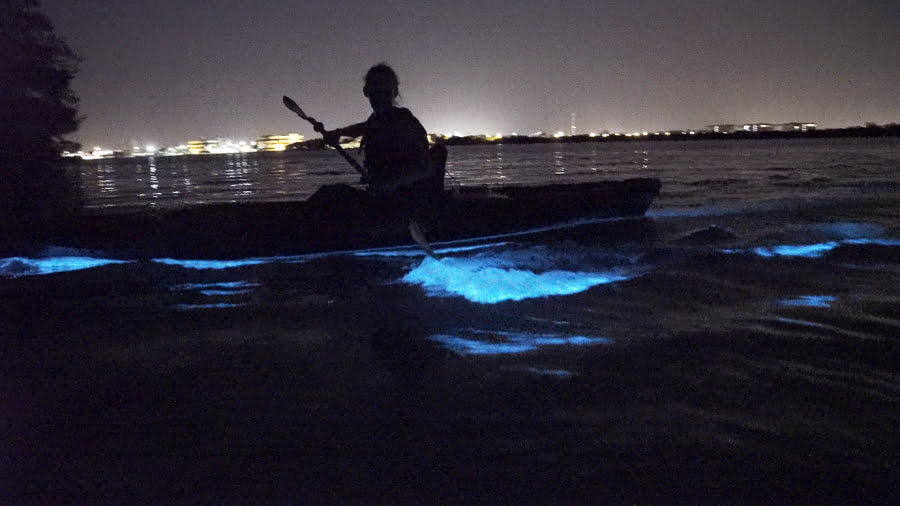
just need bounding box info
[2,138,898,502]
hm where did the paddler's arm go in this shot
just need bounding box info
[323,122,367,146]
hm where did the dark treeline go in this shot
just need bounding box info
[1,0,82,244]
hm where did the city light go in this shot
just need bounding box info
[62,120,826,160]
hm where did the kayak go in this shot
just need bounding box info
[59,177,661,258]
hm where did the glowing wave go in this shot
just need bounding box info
[429,329,612,355]
[779,295,837,308]
[723,238,900,259]
[1,256,131,278]
[169,281,259,296]
[175,303,247,311]
[402,256,629,303]
[154,258,270,270]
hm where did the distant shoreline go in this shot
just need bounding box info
[68,125,899,159]
[436,124,900,146]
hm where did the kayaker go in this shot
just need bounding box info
[321,63,446,194]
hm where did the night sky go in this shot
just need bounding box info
[41,0,899,149]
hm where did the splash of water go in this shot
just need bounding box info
[0,256,131,278]
[403,256,629,303]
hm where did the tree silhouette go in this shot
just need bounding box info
[1,0,82,241]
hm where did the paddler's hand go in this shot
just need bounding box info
[322,129,340,147]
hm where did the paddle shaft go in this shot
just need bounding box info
[282,96,438,259]
[282,96,366,177]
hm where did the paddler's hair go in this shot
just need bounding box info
[363,63,400,104]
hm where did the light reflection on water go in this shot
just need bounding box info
[69,138,899,211]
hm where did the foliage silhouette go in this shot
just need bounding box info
[1,0,82,242]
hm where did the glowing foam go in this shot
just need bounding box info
[199,289,253,296]
[429,329,612,355]
[170,281,259,290]
[175,302,246,310]
[779,295,837,308]
[753,242,840,258]
[1,256,131,278]
[724,237,900,259]
[154,258,268,270]
[403,256,628,303]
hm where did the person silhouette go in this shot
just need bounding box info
[322,63,446,194]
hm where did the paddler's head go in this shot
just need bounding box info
[364,63,399,114]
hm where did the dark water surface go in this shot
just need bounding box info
[2,138,898,503]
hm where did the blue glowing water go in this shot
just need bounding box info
[402,255,630,303]
[0,256,131,278]
[779,295,837,308]
[428,329,613,355]
[8,138,896,500]
[4,137,899,367]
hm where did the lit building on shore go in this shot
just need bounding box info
[255,133,304,151]
[187,139,256,154]
[708,122,817,133]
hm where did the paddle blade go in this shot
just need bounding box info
[282,95,307,118]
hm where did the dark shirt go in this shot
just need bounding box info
[362,107,429,185]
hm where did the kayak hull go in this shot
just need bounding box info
[60,178,661,258]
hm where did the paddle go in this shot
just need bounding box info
[409,220,438,259]
[282,95,367,177]
[283,95,439,259]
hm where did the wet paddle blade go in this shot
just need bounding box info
[409,220,438,259]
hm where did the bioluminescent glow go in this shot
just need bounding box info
[844,238,900,246]
[169,281,259,296]
[170,281,259,291]
[0,256,131,278]
[525,367,574,377]
[175,303,246,310]
[723,237,900,259]
[154,258,269,270]
[199,289,253,296]
[403,257,629,303]
[779,295,837,308]
[754,242,839,258]
[360,216,633,259]
[429,329,612,355]
[354,241,509,258]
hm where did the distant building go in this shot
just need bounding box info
[707,122,817,133]
[709,124,737,133]
[779,122,817,132]
[256,133,304,151]
[187,140,208,154]
[186,138,257,154]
